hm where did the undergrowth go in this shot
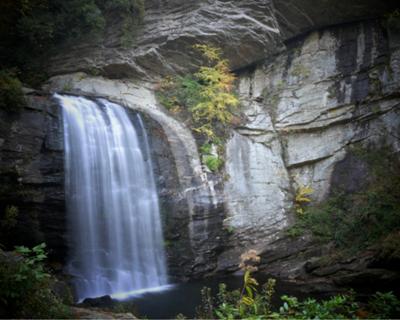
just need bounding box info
[0,70,26,112]
[156,44,240,172]
[287,146,400,253]
[0,243,72,319]
[187,250,400,319]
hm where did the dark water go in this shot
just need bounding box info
[121,275,321,319]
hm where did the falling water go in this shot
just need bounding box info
[56,94,169,301]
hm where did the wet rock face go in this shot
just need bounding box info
[138,112,196,279]
[220,19,400,271]
[2,1,400,284]
[144,116,226,279]
[47,0,398,80]
[272,0,398,40]
[0,95,66,261]
[49,0,282,79]
[0,94,199,276]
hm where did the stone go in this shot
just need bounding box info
[71,307,136,319]
[45,0,398,81]
[220,20,400,273]
[81,295,114,309]
[48,0,282,79]
[0,94,66,262]
[2,3,400,288]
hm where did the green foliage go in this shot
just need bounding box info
[278,293,359,319]
[223,225,236,235]
[14,243,48,281]
[0,0,145,86]
[203,155,224,172]
[195,278,400,319]
[196,287,214,319]
[191,44,239,136]
[157,75,204,114]
[0,70,27,112]
[97,0,144,46]
[191,246,400,319]
[379,231,400,260]
[368,291,400,319]
[0,243,71,318]
[288,147,400,252]
[157,44,239,141]
[1,205,19,229]
[157,45,238,173]
[199,143,213,155]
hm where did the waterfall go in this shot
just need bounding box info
[56,94,169,301]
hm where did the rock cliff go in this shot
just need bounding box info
[1,0,399,287]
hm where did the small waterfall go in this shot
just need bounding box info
[56,94,168,301]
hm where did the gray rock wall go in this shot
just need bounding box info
[1,1,399,282]
[0,94,66,261]
[45,0,398,80]
[221,20,400,271]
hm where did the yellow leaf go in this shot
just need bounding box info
[242,296,254,306]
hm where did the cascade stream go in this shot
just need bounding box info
[56,94,168,301]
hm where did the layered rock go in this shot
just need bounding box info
[0,94,66,260]
[48,0,281,79]
[46,0,398,80]
[1,0,399,288]
[221,20,400,275]
[44,75,225,277]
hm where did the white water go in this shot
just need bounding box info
[56,94,168,301]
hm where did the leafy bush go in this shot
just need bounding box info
[97,0,145,46]
[157,44,239,172]
[156,75,204,114]
[368,291,400,319]
[0,71,26,112]
[191,248,400,319]
[190,44,239,139]
[195,276,400,319]
[277,293,360,319]
[203,155,224,172]
[0,243,71,318]
[157,44,239,141]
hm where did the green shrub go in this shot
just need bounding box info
[157,44,239,174]
[0,243,72,318]
[277,293,360,319]
[97,0,144,46]
[157,44,239,141]
[195,279,400,319]
[0,71,26,112]
[379,231,400,260]
[191,249,400,319]
[199,142,213,155]
[156,75,204,114]
[203,155,224,172]
[368,291,400,319]
[288,147,400,253]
